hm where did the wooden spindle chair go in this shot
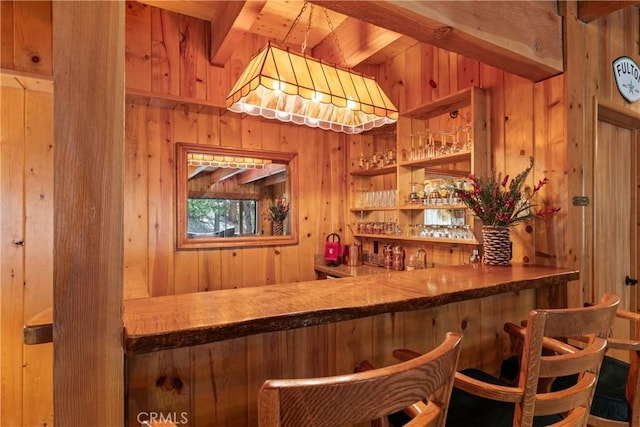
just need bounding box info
[393,293,620,427]
[502,302,639,427]
[257,332,463,427]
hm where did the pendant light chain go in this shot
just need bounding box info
[301,4,315,54]
[323,7,346,66]
[282,2,346,64]
[282,1,309,50]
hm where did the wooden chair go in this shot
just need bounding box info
[502,304,639,427]
[257,331,463,427]
[394,293,620,427]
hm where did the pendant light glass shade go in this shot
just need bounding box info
[187,153,272,169]
[226,43,398,134]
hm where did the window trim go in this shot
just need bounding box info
[176,143,298,249]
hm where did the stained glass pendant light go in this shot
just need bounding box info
[225,6,398,134]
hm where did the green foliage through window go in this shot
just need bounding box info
[188,199,257,237]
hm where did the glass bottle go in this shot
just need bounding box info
[469,248,481,264]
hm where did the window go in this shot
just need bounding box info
[187,198,257,237]
[176,143,298,249]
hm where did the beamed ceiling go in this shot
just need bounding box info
[137,0,638,82]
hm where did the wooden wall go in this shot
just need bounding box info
[0,79,53,426]
[563,3,640,310]
[3,1,639,426]
[2,2,55,417]
[124,104,346,296]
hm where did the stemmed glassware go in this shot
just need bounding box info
[406,124,472,160]
[451,126,462,153]
[426,129,435,158]
[439,131,452,156]
[463,123,472,151]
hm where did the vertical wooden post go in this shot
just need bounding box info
[53,2,124,424]
[560,0,594,308]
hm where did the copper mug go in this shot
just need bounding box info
[344,243,363,266]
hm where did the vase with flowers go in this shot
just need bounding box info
[266,196,290,235]
[456,157,560,266]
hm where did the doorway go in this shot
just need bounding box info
[593,101,640,356]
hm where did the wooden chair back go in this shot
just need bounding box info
[257,331,463,427]
[513,293,619,426]
[587,307,640,427]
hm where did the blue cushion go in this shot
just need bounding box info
[445,368,563,427]
[501,355,631,423]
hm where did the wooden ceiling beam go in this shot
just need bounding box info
[210,168,244,183]
[237,164,286,184]
[311,17,403,68]
[577,1,638,23]
[311,0,563,82]
[136,0,222,21]
[209,0,267,67]
[188,165,210,180]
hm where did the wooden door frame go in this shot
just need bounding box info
[595,98,640,314]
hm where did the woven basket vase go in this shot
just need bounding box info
[273,221,284,236]
[482,225,512,266]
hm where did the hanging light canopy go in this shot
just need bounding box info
[187,152,272,169]
[225,43,398,134]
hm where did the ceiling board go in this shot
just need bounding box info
[137,0,564,81]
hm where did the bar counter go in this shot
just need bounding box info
[123,263,578,354]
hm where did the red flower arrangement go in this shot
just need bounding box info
[267,196,290,222]
[457,157,560,226]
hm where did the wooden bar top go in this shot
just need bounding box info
[123,264,578,354]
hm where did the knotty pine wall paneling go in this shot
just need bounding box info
[125,0,151,92]
[173,109,200,297]
[562,2,595,308]
[151,5,180,96]
[22,89,54,426]
[147,106,175,297]
[0,1,52,76]
[561,3,640,311]
[502,73,536,265]
[1,85,26,427]
[533,76,567,269]
[124,104,151,296]
[0,81,54,426]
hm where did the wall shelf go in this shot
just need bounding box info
[399,204,467,210]
[125,88,223,114]
[353,233,478,245]
[351,207,397,212]
[398,151,471,169]
[348,86,489,249]
[350,164,397,176]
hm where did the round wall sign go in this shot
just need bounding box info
[612,56,640,103]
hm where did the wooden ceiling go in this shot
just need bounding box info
[137,0,638,82]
